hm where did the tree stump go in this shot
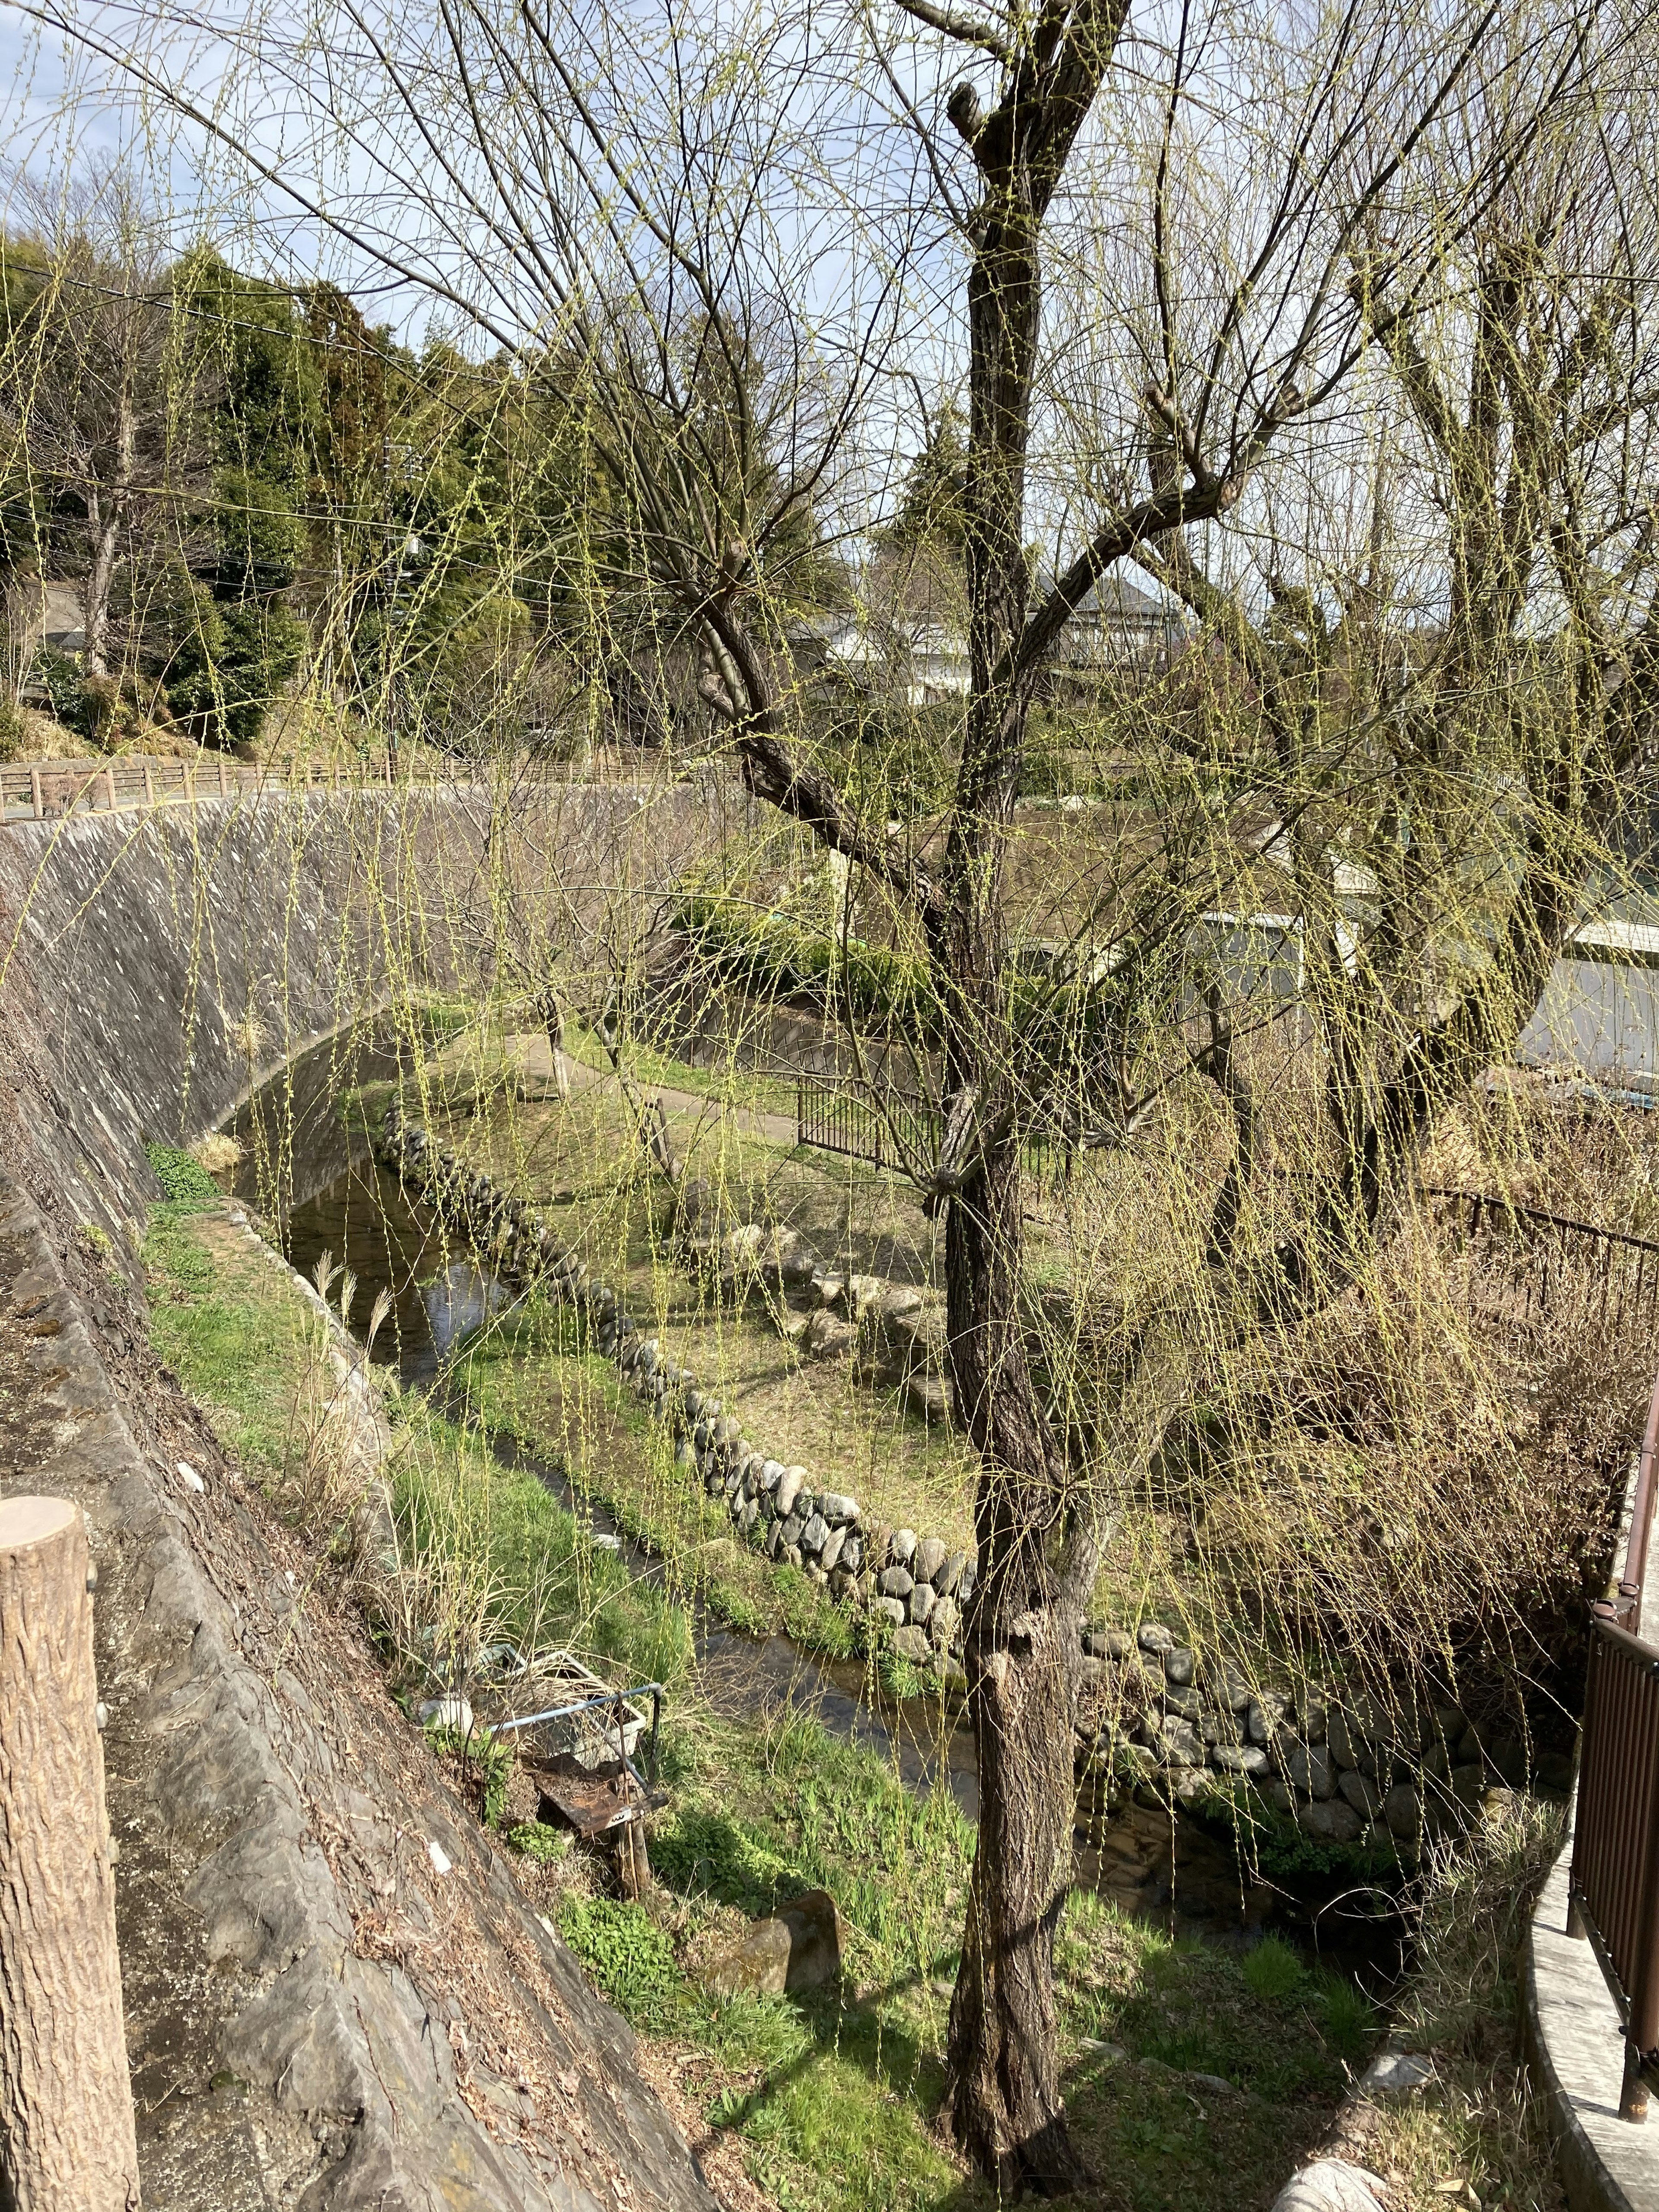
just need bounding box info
[0,1497,140,2209]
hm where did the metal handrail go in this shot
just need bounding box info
[1569,1361,1659,2118]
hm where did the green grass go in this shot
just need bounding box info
[449,1292,868,1662]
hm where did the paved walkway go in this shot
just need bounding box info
[507,1033,804,1150]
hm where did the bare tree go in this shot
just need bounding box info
[22,0,1654,2183]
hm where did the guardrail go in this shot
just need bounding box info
[0,749,672,825]
[1569,1370,1659,2118]
[1427,1186,1659,1339]
[795,1078,1059,1183]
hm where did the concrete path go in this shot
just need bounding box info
[509,1033,804,1150]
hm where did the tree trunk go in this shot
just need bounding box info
[0,1495,140,2210]
[941,1132,1086,2193]
[84,364,136,683]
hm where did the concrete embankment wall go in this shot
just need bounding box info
[0,778,743,2212]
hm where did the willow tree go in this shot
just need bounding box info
[26,0,1651,2182]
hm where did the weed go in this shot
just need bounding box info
[505,1821,569,1863]
[1242,1935,1305,2000]
[145,1142,222,1205]
[558,1896,682,2027]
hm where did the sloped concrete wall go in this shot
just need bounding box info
[0,779,745,2210]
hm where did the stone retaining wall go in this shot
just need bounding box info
[378,1100,1562,1860]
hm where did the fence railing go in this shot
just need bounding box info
[1426,1186,1659,1341]
[0,749,667,826]
[795,1079,1059,1183]
[1569,1368,1659,2118]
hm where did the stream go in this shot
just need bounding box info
[222,1026,1405,1981]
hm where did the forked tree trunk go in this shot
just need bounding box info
[0,1495,140,2210]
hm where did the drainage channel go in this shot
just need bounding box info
[220,1030,1408,1984]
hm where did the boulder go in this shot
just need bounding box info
[879,1564,915,1599]
[1210,1744,1269,1777]
[1163,1646,1195,1687]
[940,1552,968,1598]
[819,1492,859,1527]
[799,1513,829,1556]
[1382,1781,1421,1838]
[840,1534,863,1576]
[915,1535,949,1585]
[1273,2159,1389,2212]
[906,1374,951,1423]
[1163,1685,1203,1723]
[774,1466,807,1519]
[1297,1797,1364,1843]
[702,1916,792,1999]
[803,1309,854,1358]
[1338,1769,1384,1819]
[1137,1621,1175,1656]
[1248,1694,1288,1746]
[777,1889,847,1992]
[1085,1626,1132,1661]
[874,1595,908,1628]
[891,1624,934,1665]
[929,1596,960,1649]
[892,1529,918,1565]
[909,1581,936,1627]
[819,1526,848,1574]
[1282,1740,1336,1801]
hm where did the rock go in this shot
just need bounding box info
[675,1440,698,1474]
[909,1581,936,1626]
[929,1596,960,1649]
[960,1559,977,1601]
[915,1535,949,1585]
[1137,1621,1175,1655]
[1142,1713,1203,1766]
[1163,1685,1203,1723]
[1202,1710,1242,1748]
[1188,2072,1237,2097]
[1163,1646,1195,1687]
[1535,1750,1576,1793]
[1456,1725,1485,1765]
[803,1309,854,1358]
[1248,1696,1287,1746]
[1328,1710,1376,1775]
[940,1551,967,1597]
[1272,2158,1389,2212]
[1297,1797,1364,1843]
[799,1513,829,1556]
[819,1492,859,1527]
[892,1529,917,1565]
[1358,2049,1433,2096]
[1295,1696,1328,1744]
[892,1625,933,1665]
[819,1526,848,1574]
[1202,1659,1252,1713]
[874,1595,908,1629]
[1450,1762,1487,1806]
[1261,1779,1295,1815]
[1283,1740,1336,1801]
[840,1534,863,1576]
[778,1514,804,1552]
[417,1696,474,1734]
[760,1458,784,1492]
[1210,1744,1269,1777]
[1338,1769,1384,1818]
[846,1272,884,1313]
[774,1466,806,1518]
[879,1564,915,1599]
[1382,1781,1421,1838]
[906,1374,951,1422]
[702,1916,793,1999]
[1083,1626,1125,1660]
[777,1889,847,1991]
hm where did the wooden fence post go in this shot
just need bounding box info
[0,1497,139,2210]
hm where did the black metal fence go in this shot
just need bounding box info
[795,1081,1060,1185]
[1427,1186,1659,1340]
